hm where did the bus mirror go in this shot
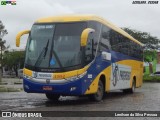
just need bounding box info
[16,30,30,47]
[102,51,111,61]
[80,28,95,47]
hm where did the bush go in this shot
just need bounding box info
[143,74,160,82]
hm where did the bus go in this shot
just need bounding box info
[16,15,143,101]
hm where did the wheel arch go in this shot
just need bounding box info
[84,72,107,95]
[99,74,106,92]
[130,75,136,88]
[133,76,136,87]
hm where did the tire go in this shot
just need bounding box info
[45,93,60,101]
[130,80,136,93]
[123,80,136,93]
[89,80,104,102]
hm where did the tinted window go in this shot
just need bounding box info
[130,41,143,60]
[88,21,101,42]
[110,30,143,60]
[52,22,86,68]
[88,21,102,56]
[100,25,111,51]
[25,22,87,69]
[110,30,125,53]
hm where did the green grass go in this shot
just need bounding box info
[144,66,149,75]
[143,74,160,82]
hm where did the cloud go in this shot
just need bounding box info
[49,0,160,39]
[0,0,160,49]
[1,0,74,49]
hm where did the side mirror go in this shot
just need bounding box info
[102,51,111,61]
[16,30,30,47]
[80,28,95,47]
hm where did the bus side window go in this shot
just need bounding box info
[88,21,101,56]
[109,31,115,51]
[99,25,111,52]
[110,30,122,53]
[110,30,131,56]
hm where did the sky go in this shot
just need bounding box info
[0,0,160,49]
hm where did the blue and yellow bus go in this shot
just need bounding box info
[16,15,143,101]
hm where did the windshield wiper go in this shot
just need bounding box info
[51,49,64,71]
[34,39,49,67]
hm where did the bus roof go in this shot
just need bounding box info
[36,14,143,46]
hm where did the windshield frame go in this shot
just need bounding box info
[24,22,87,72]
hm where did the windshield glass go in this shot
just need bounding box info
[25,24,54,68]
[25,22,86,71]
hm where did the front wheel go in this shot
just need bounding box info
[45,93,60,101]
[89,80,104,102]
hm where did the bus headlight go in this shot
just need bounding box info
[65,71,87,81]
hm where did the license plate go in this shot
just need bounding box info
[43,86,52,91]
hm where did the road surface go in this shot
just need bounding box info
[0,83,160,119]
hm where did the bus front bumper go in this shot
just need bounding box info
[23,77,91,96]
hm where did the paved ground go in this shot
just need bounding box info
[0,78,23,92]
[0,78,22,85]
[0,79,160,119]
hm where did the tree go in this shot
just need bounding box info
[123,28,160,50]
[123,28,160,74]
[0,20,8,81]
[0,20,8,52]
[144,50,157,74]
[2,51,25,77]
[0,21,8,37]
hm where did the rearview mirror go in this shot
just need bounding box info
[16,30,30,47]
[80,28,95,47]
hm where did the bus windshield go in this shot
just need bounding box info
[25,22,87,71]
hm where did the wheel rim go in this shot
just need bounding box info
[132,82,135,92]
[95,83,103,99]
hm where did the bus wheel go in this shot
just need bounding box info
[45,93,60,101]
[123,80,136,93]
[89,80,104,102]
[130,80,136,93]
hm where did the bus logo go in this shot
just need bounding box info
[2,112,11,117]
[112,63,119,86]
[46,79,50,84]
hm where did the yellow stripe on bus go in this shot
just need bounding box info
[23,65,89,80]
[53,65,89,79]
